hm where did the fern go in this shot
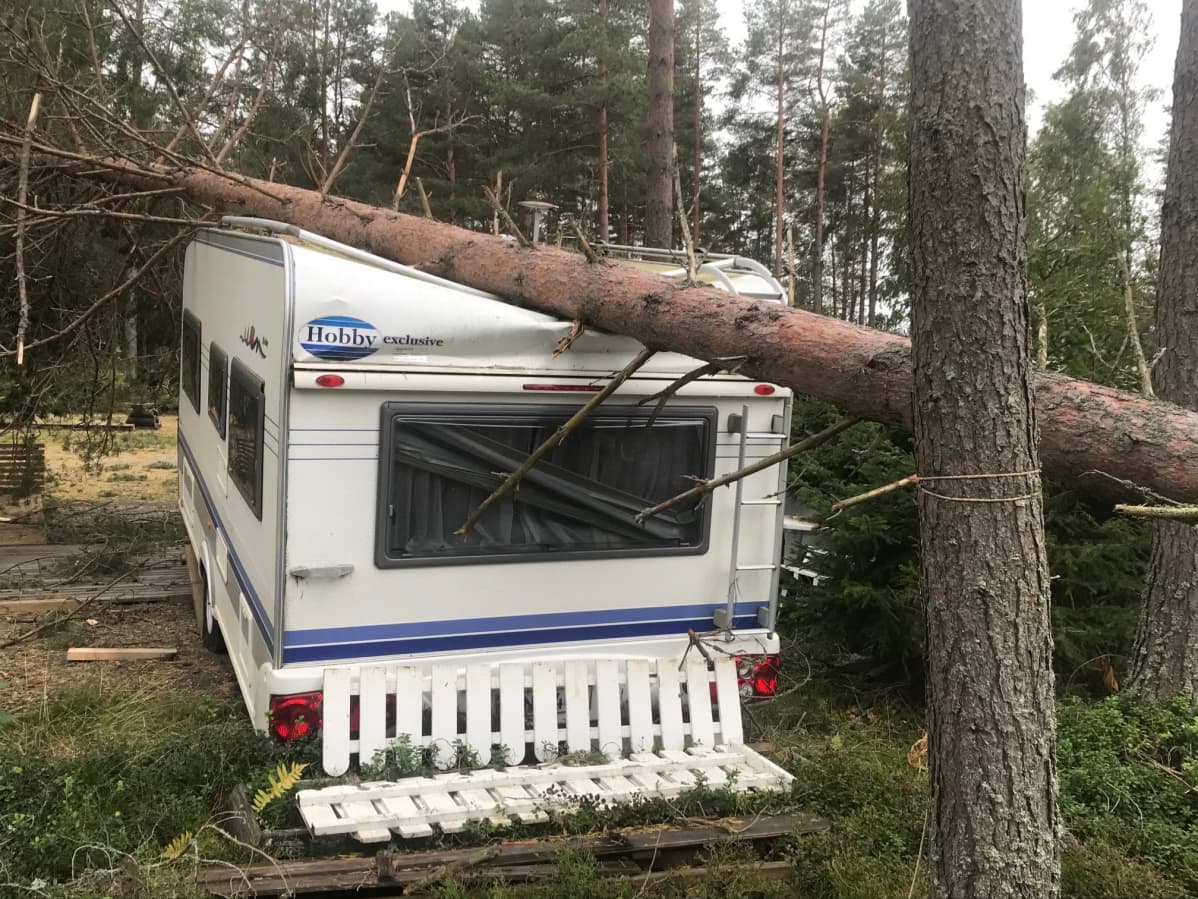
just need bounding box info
[160,831,193,860]
[252,761,309,813]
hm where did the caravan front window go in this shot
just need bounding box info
[376,403,716,567]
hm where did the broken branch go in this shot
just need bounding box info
[457,347,655,536]
[1114,504,1198,521]
[637,417,860,524]
[484,185,532,248]
[830,473,920,513]
[15,91,41,366]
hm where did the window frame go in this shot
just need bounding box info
[208,343,228,438]
[375,401,717,569]
[227,358,265,520]
[180,311,202,414]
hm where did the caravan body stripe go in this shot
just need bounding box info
[178,431,275,653]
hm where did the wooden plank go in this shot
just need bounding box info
[685,656,715,748]
[183,543,203,634]
[564,660,591,754]
[626,659,654,754]
[713,657,744,746]
[66,647,177,661]
[0,597,81,616]
[531,662,557,762]
[429,664,458,770]
[322,668,352,777]
[338,799,391,844]
[375,794,434,839]
[656,660,685,751]
[465,664,492,764]
[358,666,389,769]
[394,665,423,747]
[498,663,524,766]
[595,659,622,759]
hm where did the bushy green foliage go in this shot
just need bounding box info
[783,397,1151,690]
[1058,694,1198,892]
[0,689,317,889]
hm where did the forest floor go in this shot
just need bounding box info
[0,427,1196,898]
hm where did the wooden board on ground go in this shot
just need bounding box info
[196,814,825,897]
[66,647,178,661]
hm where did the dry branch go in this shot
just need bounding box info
[14,91,40,365]
[637,417,860,523]
[1114,504,1198,521]
[322,64,385,195]
[456,348,655,536]
[830,474,920,512]
[484,185,531,248]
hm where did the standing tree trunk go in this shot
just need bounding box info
[811,1,832,314]
[908,1,1060,897]
[597,0,610,242]
[1128,0,1198,701]
[645,0,675,247]
[691,10,702,246]
[774,26,785,276]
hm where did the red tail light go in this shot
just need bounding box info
[315,374,345,387]
[735,654,780,699]
[269,692,323,741]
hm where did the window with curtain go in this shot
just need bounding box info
[376,403,716,567]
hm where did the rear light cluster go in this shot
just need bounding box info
[735,654,780,700]
[268,691,400,742]
[268,692,323,741]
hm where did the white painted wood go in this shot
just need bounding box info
[712,657,744,746]
[656,661,685,751]
[322,667,352,776]
[357,666,388,768]
[429,664,459,770]
[498,663,525,765]
[374,795,435,838]
[392,666,424,753]
[684,657,715,748]
[626,659,654,754]
[595,659,622,759]
[339,799,391,843]
[465,664,492,764]
[564,661,591,753]
[531,662,558,762]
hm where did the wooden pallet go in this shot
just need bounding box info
[197,813,826,897]
[322,655,747,777]
[0,441,45,497]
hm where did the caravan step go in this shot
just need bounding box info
[297,745,794,842]
[321,656,747,778]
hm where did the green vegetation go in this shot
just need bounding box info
[1,676,1196,897]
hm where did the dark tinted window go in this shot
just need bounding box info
[181,311,201,413]
[208,344,228,438]
[377,403,715,567]
[228,359,264,519]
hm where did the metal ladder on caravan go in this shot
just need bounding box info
[713,404,789,635]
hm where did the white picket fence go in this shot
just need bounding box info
[321,655,745,777]
[298,745,795,842]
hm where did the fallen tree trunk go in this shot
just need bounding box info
[16,148,1198,503]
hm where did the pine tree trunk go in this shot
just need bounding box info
[597,0,610,242]
[38,153,1198,504]
[908,1,1060,896]
[1128,0,1198,701]
[645,0,674,248]
[812,6,831,315]
[691,13,702,246]
[774,27,785,276]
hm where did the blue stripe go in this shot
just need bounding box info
[286,602,765,647]
[178,431,275,653]
[194,236,285,267]
[282,615,763,663]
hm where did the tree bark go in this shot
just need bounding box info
[1128,0,1198,701]
[812,1,832,314]
[691,10,702,246]
[18,146,1198,505]
[645,0,675,247]
[597,0,610,242]
[909,1,1059,896]
[774,25,785,276]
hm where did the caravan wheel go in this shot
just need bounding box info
[199,565,227,655]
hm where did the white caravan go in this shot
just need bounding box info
[178,217,793,793]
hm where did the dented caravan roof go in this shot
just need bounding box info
[206,217,787,379]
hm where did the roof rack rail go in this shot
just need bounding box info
[592,241,787,303]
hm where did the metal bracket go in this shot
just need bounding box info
[727,413,743,435]
[712,608,734,630]
[289,564,354,580]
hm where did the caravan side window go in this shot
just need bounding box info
[376,403,716,568]
[180,311,201,414]
[208,344,228,438]
[228,359,265,519]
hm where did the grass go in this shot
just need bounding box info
[2,668,1198,897]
